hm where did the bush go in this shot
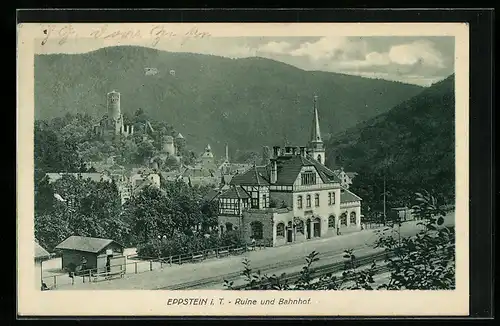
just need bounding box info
[220,230,245,247]
[137,230,244,258]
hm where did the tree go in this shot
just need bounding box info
[34,175,128,250]
[136,139,156,163]
[200,200,219,232]
[122,186,175,244]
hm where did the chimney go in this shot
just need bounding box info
[270,158,278,184]
[300,146,307,158]
[273,146,281,158]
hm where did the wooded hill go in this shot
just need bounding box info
[326,74,455,209]
[35,45,424,156]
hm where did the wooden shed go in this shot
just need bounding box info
[55,236,125,274]
[35,241,51,289]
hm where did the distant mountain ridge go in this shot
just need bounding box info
[35,45,424,156]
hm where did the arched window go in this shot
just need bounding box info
[328,215,336,228]
[220,225,225,234]
[314,194,320,207]
[340,213,347,226]
[250,221,263,240]
[306,195,311,208]
[276,223,285,237]
[350,212,356,225]
[297,195,303,209]
[317,154,322,163]
[226,222,233,232]
[296,219,304,234]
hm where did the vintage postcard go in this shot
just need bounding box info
[17,22,469,316]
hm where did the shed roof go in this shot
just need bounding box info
[340,188,362,203]
[55,236,123,254]
[35,242,50,259]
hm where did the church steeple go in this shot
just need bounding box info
[308,94,326,165]
[310,94,322,143]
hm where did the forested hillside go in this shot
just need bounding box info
[326,74,455,213]
[35,45,424,156]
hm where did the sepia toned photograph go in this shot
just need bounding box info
[18,22,470,316]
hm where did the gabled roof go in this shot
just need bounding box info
[35,242,50,259]
[219,185,250,199]
[229,154,342,186]
[271,155,339,185]
[55,236,123,253]
[230,165,270,186]
[340,188,362,203]
[310,159,343,183]
[203,189,222,202]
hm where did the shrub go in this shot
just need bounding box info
[137,230,244,258]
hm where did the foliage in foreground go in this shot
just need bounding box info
[224,190,455,290]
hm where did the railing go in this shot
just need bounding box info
[41,243,267,290]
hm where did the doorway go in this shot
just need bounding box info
[313,219,321,238]
[287,229,293,243]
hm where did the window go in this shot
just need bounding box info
[301,171,316,185]
[328,215,336,228]
[328,193,332,205]
[219,198,240,215]
[306,195,311,208]
[350,212,356,225]
[296,220,304,234]
[332,192,336,204]
[250,221,263,240]
[297,195,303,209]
[315,194,320,207]
[251,191,259,208]
[340,213,347,226]
[276,223,285,237]
[226,223,233,232]
[262,193,268,208]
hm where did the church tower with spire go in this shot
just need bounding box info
[308,95,326,164]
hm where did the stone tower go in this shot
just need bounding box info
[163,136,176,156]
[308,95,326,164]
[107,90,122,135]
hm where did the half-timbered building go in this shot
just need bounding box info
[215,96,363,247]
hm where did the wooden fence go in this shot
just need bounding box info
[41,242,266,290]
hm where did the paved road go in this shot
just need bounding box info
[55,213,454,291]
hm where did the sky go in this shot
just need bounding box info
[36,35,455,87]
